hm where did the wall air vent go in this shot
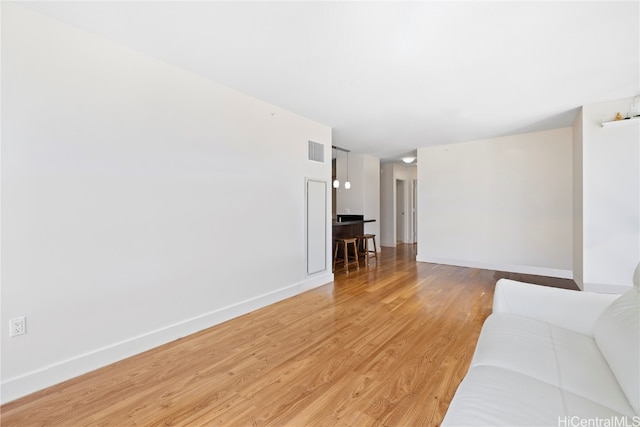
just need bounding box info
[308,140,325,163]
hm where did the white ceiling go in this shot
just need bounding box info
[19,1,640,162]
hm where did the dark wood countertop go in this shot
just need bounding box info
[332,219,376,226]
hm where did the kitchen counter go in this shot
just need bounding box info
[332,219,376,249]
[333,219,376,226]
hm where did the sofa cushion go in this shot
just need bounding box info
[593,286,640,414]
[470,314,559,384]
[442,366,565,426]
[441,365,632,426]
[471,313,635,416]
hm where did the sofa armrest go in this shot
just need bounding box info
[493,279,620,336]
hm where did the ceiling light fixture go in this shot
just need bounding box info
[402,156,416,164]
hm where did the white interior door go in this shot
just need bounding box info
[396,179,405,244]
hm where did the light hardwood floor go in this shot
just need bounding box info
[1,244,576,426]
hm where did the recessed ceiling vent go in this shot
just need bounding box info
[308,140,324,163]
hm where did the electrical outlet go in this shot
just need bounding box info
[10,316,26,337]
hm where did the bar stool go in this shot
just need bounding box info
[357,234,378,266]
[333,237,360,273]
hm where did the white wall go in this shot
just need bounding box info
[416,128,573,278]
[577,97,640,293]
[1,4,332,403]
[335,153,381,244]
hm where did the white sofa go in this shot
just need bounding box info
[442,276,639,427]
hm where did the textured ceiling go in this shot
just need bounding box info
[18,1,640,161]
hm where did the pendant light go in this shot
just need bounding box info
[344,151,351,189]
[332,147,340,188]
[332,145,351,190]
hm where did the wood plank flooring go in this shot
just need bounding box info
[1,244,577,426]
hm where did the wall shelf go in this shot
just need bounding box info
[601,116,640,128]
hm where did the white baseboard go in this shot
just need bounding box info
[1,272,333,405]
[415,255,573,279]
[302,272,334,291]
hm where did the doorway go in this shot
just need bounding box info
[396,179,405,245]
